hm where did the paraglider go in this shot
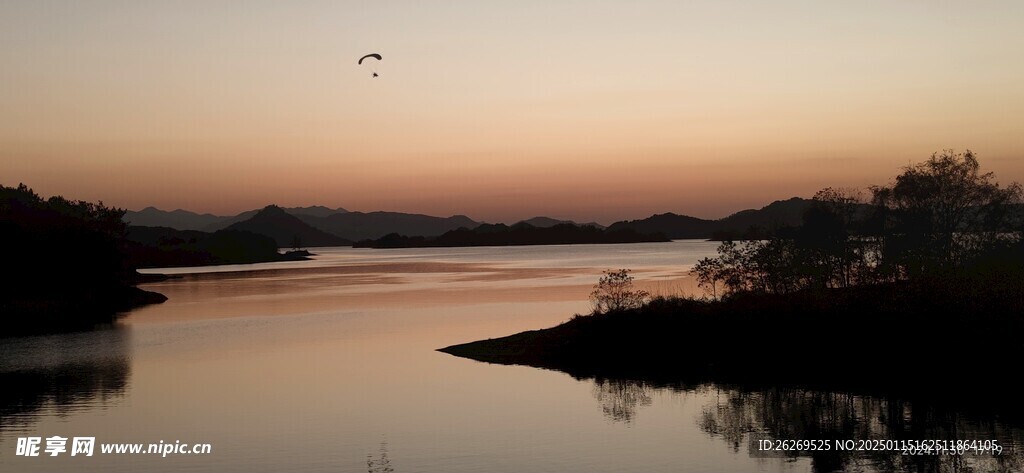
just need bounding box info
[358,53,382,64]
[359,53,382,77]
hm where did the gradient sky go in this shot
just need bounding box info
[3,1,1024,223]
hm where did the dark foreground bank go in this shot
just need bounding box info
[2,184,332,335]
[1,184,170,336]
[440,278,1024,419]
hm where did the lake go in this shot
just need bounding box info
[1,241,1019,472]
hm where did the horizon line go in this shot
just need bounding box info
[123,195,810,227]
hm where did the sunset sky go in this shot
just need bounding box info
[3,1,1024,223]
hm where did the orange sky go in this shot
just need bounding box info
[2,1,1024,223]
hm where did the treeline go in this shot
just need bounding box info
[354,222,668,248]
[692,150,1024,298]
[125,225,295,268]
[1,184,164,334]
[0,184,304,335]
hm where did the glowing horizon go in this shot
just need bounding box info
[3,1,1024,223]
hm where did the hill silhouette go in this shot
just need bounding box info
[226,205,350,247]
[125,206,479,241]
[607,197,812,239]
[517,216,605,229]
[205,205,351,231]
[607,212,718,239]
[124,206,349,232]
[125,225,303,267]
[125,207,229,231]
[719,197,809,228]
[283,205,349,218]
[300,211,481,242]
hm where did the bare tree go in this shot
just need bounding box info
[691,257,725,299]
[590,269,650,314]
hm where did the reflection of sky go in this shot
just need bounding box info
[0,328,131,435]
[140,239,720,275]
[5,241,1019,472]
[0,328,129,372]
[131,241,717,324]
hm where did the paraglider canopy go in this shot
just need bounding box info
[358,53,382,65]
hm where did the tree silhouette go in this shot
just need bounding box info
[590,269,650,314]
[692,150,1023,296]
[870,149,1022,278]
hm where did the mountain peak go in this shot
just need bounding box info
[259,204,286,214]
[227,205,349,247]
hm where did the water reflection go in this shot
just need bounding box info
[366,439,394,473]
[0,327,130,431]
[592,380,1023,472]
[591,378,653,423]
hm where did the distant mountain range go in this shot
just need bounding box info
[125,206,349,232]
[124,197,815,247]
[124,207,230,231]
[124,207,605,242]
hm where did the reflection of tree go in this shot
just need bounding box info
[0,327,130,430]
[698,386,1024,473]
[591,378,653,423]
[367,439,394,473]
[698,390,755,452]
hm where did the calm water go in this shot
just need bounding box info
[1,241,1020,472]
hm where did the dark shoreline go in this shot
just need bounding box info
[1,282,168,338]
[132,249,314,270]
[3,250,317,337]
[439,283,1024,422]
